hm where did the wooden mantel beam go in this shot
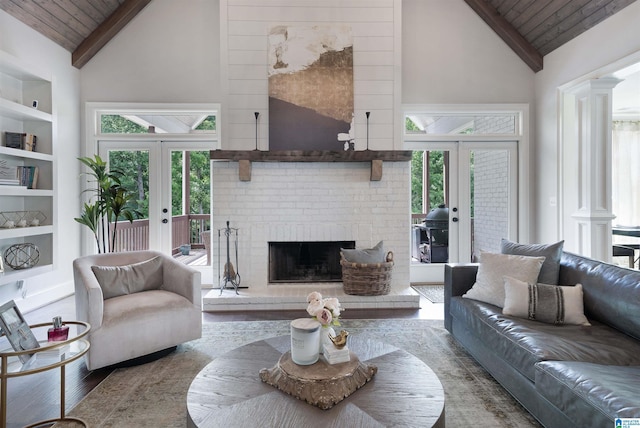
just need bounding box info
[463,0,543,73]
[210,150,413,162]
[210,150,413,182]
[72,0,153,69]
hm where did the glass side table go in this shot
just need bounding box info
[0,320,90,427]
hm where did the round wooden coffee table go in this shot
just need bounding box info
[187,335,445,428]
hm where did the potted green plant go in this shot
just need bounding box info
[76,155,140,253]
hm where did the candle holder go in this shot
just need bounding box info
[254,112,260,150]
[366,111,371,150]
[290,318,321,365]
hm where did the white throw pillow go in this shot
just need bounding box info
[502,276,591,326]
[462,252,545,308]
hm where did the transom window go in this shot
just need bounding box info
[405,113,519,136]
[98,111,217,135]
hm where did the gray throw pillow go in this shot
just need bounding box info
[501,239,564,285]
[91,256,163,299]
[341,241,385,263]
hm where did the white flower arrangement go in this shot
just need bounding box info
[306,291,342,327]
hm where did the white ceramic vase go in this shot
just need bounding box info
[319,326,336,354]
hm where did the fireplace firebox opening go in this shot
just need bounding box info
[269,241,356,283]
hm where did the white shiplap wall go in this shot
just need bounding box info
[220,0,401,150]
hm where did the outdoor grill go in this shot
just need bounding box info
[423,204,449,246]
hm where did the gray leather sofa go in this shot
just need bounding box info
[445,252,640,427]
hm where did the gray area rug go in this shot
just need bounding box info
[412,285,445,303]
[62,319,540,427]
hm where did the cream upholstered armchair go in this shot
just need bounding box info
[73,250,202,370]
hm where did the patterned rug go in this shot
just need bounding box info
[61,319,540,427]
[412,285,445,303]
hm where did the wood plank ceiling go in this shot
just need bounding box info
[465,0,637,71]
[0,0,152,68]
[0,0,637,71]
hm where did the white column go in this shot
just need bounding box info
[568,78,620,261]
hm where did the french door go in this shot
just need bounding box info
[97,140,212,270]
[409,141,518,283]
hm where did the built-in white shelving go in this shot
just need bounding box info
[0,98,52,122]
[0,50,55,283]
[0,225,54,240]
[0,265,53,287]
[0,146,53,161]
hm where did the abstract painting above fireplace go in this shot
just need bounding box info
[268,24,354,150]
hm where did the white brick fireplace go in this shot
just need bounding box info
[203,160,419,311]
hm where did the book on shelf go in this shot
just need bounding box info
[16,166,39,189]
[3,132,37,152]
[0,161,38,188]
[23,134,37,152]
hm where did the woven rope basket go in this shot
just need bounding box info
[340,251,394,296]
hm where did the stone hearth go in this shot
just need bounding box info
[202,284,420,312]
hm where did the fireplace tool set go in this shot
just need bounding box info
[218,220,241,294]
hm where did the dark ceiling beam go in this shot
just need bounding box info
[72,0,153,69]
[464,0,544,73]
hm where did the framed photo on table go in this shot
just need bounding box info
[0,300,39,363]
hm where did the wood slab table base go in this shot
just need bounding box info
[259,351,377,409]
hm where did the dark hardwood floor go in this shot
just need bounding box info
[7,291,442,427]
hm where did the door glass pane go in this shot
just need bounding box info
[107,150,150,252]
[170,150,211,266]
[612,120,640,227]
[611,121,640,268]
[411,150,450,264]
[470,149,510,259]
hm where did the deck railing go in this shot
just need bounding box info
[110,218,149,252]
[110,214,210,253]
[412,213,426,225]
